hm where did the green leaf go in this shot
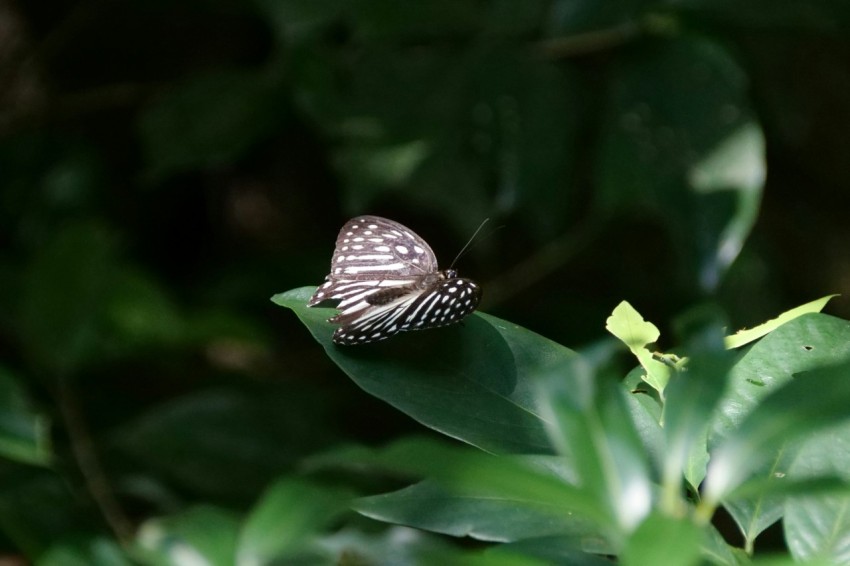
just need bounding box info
[273,287,573,455]
[318,526,550,566]
[605,301,660,349]
[711,313,850,443]
[709,311,850,544]
[237,477,354,565]
[724,295,839,349]
[661,327,732,505]
[784,422,850,564]
[313,437,608,537]
[595,37,764,292]
[354,476,602,544]
[534,372,652,537]
[0,367,50,466]
[621,513,702,566]
[720,447,794,550]
[488,536,615,566]
[704,358,850,507]
[136,505,240,566]
[605,301,671,394]
[622,386,664,478]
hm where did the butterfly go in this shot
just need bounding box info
[308,216,482,345]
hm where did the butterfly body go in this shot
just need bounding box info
[308,216,481,345]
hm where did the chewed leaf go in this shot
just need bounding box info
[724,295,839,349]
[606,301,660,350]
[606,301,670,394]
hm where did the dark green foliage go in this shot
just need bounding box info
[2,0,850,563]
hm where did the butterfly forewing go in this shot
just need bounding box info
[309,216,437,307]
[308,215,481,345]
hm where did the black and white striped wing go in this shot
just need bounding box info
[332,278,481,345]
[308,215,438,308]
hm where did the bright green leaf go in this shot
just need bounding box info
[605,301,660,349]
[724,295,838,349]
[605,301,671,393]
[704,359,850,508]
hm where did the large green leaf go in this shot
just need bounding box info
[784,422,850,564]
[311,437,608,537]
[704,359,850,512]
[704,313,850,540]
[595,37,764,292]
[712,314,850,441]
[354,475,603,544]
[273,287,580,455]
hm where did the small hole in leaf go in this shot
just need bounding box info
[803,345,814,351]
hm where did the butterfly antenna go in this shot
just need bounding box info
[450,218,491,269]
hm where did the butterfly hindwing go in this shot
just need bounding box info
[332,278,481,345]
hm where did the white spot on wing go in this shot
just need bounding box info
[396,245,409,254]
[344,262,406,273]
